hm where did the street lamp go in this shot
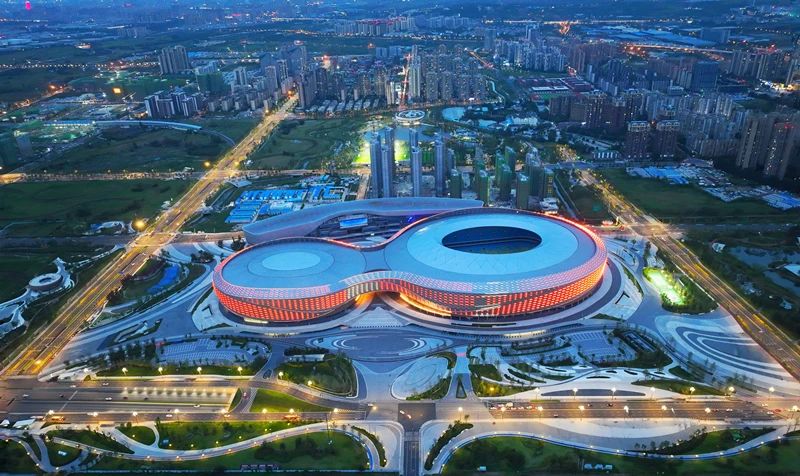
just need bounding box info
[132,411,138,423]
[689,387,695,399]
[651,387,656,400]
[578,405,585,420]
[573,388,578,400]
[611,387,616,401]
[769,387,775,400]
[122,367,128,376]
[536,406,543,417]
[727,386,735,396]
[197,366,203,375]
[237,366,243,376]
[500,407,506,419]
[623,405,629,417]
[278,371,284,379]
[704,407,711,420]
[158,366,163,375]
[661,405,667,412]
[307,380,314,387]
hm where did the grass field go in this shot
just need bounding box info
[190,117,258,143]
[92,432,368,472]
[155,420,308,450]
[599,169,789,223]
[0,179,193,237]
[72,74,190,100]
[555,170,613,224]
[117,425,156,446]
[248,118,366,170]
[40,127,228,173]
[250,389,332,413]
[0,67,89,103]
[443,436,796,475]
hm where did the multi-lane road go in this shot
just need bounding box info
[0,97,297,378]
[584,171,800,381]
[0,375,366,425]
[487,399,784,422]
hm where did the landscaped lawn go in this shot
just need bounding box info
[38,127,228,173]
[632,379,724,396]
[599,169,789,222]
[117,425,156,446]
[644,267,717,314]
[0,244,110,302]
[470,363,533,397]
[45,442,82,467]
[93,432,368,472]
[407,376,452,401]
[155,420,309,450]
[0,440,37,473]
[276,354,357,396]
[663,428,773,455]
[47,430,132,454]
[443,435,797,475]
[97,355,266,377]
[250,389,332,413]
[0,179,193,237]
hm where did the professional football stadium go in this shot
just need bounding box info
[212,199,607,323]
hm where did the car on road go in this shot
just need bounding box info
[104,397,112,401]
[166,414,174,418]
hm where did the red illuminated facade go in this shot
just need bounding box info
[212,209,607,323]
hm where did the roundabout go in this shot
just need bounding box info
[394,109,426,125]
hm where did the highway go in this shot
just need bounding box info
[583,170,800,381]
[0,97,297,377]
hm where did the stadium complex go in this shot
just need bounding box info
[212,198,608,323]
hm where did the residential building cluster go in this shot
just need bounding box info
[407,45,488,105]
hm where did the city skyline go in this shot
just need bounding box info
[0,1,799,474]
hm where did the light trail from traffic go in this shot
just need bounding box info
[0,97,297,377]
